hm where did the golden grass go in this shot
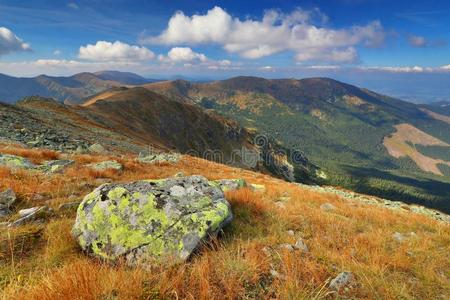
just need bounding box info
[0,145,449,299]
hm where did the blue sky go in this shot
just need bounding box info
[0,0,450,102]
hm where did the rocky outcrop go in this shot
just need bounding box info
[72,175,233,266]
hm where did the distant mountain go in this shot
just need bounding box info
[145,76,450,212]
[0,71,155,104]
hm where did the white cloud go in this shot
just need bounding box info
[143,6,386,63]
[53,49,62,56]
[159,47,208,63]
[0,27,31,56]
[79,41,155,62]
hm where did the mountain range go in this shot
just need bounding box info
[1,71,449,212]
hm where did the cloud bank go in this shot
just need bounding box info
[142,6,386,63]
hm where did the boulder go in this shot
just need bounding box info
[72,175,233,266]
[329,271,355,291]
[0,189,16,217]
[87,160,123,171]
[212,179,247,192]
[0,154,35,169]
[137,153,181,164]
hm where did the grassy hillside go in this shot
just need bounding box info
[0,143,449,299]
[145,77,450,212]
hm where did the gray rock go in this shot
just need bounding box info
[88,143,106,154]
[0,189,16,217]
[9,206,51,227]
[320,203,336,212]
[72,175,233,267]
[294,238,309,252]
[0,154,35,169]
[87,160,123,171]
[329,271,354,291]
[287,230,295,236]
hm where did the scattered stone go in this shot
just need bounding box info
[320,203,336,212]
[329,271,355,291]
[270,269,282,278]
[58,201,81,212]
[293,237,309,253]
[87,160,123,171]
[137,153,181,164]
[287,230,295,236]
[88,143,106,154]
[0,154,35,169]
[72,175,233,266]
[174,172,184,177]
[0,189,16,217]
[213,179,247,192]
[9,206,51,227]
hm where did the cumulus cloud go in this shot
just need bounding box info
[142,6,386,63]
[79,41,155,62]
[0,27,31,56]
[159,47,208,63]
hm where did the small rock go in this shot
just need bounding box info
[270,269,282,278]
[0,189,16,217]
[174,172,184,177]
[87,160,123,171]
[293,238,309,253]
[9,206,51,227]
[262,246,272,256]
[88,143,106,154]
[320,203,336,212]
[329,271,354,291]
[58,201,81,211]
[287,230,295,236]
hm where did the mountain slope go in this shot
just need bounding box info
[0,71,154,104]
[145,77,450,212]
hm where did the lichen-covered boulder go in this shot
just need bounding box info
[72,175,233,266]
[0,154,35,169]
[0,189,16,217]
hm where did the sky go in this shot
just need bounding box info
[0,0,450,102]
